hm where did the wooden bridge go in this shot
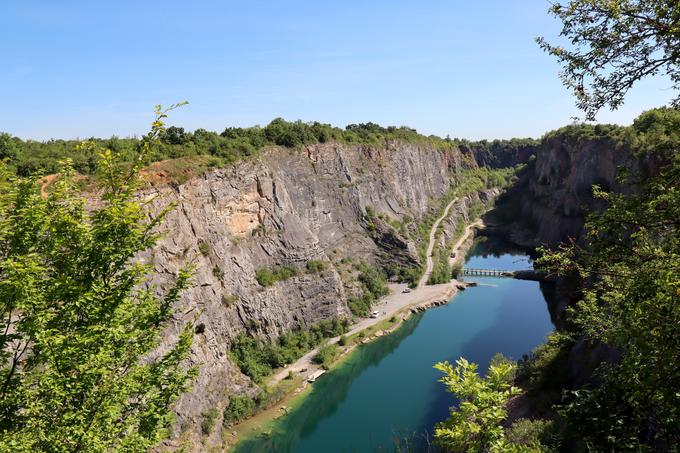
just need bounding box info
[461,268,515,277]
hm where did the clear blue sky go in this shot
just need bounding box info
[1,0,675,140]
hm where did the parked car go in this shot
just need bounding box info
[402,288,411,293]
[370,310,380,319]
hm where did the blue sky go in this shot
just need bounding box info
[1,0,676,140]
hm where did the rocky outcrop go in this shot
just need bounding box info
[464,140,538,169]
[141,141,483,447]
[490,134,655,248]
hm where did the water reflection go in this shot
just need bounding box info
[235,314,424,453]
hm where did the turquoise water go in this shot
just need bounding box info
[235,240,553,452]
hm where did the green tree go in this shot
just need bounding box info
[537,0,680,120]
[0,103,197,452]
[433,356,523,452]
[0,133,18,161]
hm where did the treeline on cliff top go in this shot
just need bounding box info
[0,118,538,178]
[3,109,675,181]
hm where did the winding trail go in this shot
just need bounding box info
[418,197,459,289]
[449,219,484,267]
[268,204,483,387]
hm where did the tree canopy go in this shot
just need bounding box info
[537,0,680,120]
[0,104,196,452]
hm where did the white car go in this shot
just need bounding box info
[370,310,380,319]
[402,288,411,293]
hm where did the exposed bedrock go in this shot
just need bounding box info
[139,141,497,446]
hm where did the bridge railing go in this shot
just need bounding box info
[461,268,515,277]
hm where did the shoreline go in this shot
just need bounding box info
[225,217,485,450]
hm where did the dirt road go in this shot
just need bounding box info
[418,197,460,288]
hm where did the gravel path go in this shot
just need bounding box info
[417,197,460,289]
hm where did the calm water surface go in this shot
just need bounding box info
[235,240,554,452]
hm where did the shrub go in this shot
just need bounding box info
[222,294,238,306]
[212,265,223,279]
[505,418,555,449]
[338,335,348,346]
[434,356,520,451]
[198,241,210,256]
[313,343,339,369]
[351,261,389,315]
[428,249,452,285]
[255,265,297,287]
[347,296,371,317]
[306,259,326,273]
[200,408,219,435]
[223,395,255,425]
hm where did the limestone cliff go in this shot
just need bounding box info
[464,140,538,169]
[141,141,486,446]
[490,133,655,248]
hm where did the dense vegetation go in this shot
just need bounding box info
[222,394,256,425]
[0,105,196,451]
[536,2,680,447]
[1,115,540,191]
[229,318,349,383]
[347,261,389,317]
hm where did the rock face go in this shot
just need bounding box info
[493,134,654,248]
[463,141,538,169]
[141,141,483,446]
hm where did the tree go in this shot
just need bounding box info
[0,103,197,452]
[433,356,525,452]
[0,133,18,161]
[537,0,680,120]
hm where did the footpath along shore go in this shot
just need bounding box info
[227,214,486,449]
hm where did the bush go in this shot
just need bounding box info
[347,296,371,317]
[306,259,326,273]
[222,294,238,306]
[255,265,297,287]
[505,418,555,449]
[338,335,348,346]
[200,408,219,435]
[223,395,255,425]
[198,241,210,256]
[313,343,339,369]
